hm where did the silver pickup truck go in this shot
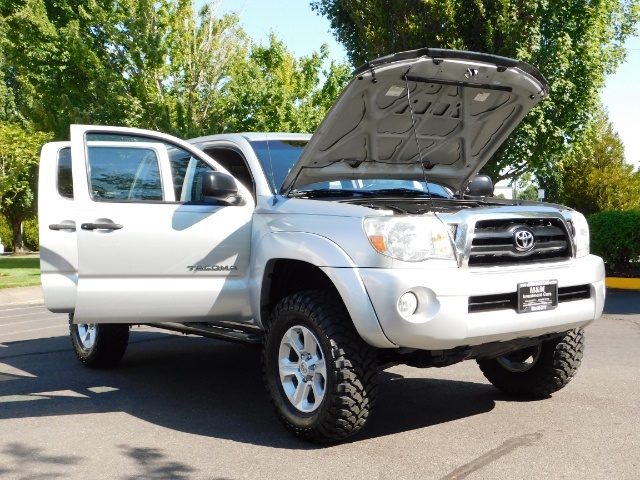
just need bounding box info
[39,48,605,443]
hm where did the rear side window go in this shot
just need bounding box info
[57,147,73,199]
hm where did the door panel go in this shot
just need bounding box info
[38,142,78,312]
[70,125,253,324]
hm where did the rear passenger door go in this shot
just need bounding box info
[39,142,78,312]
[69,125,254,324]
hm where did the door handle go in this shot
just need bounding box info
[80,222,123,231]
[49,223,76,231]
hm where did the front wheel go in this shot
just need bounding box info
[263,291,378,443]
[477,328,585,398]
[69,315,129,368]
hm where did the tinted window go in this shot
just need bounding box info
[168,148,213,202]
[179,157,214,202]
[85,133,215,204]
[203,148,254,193]
[88,146,162,201]
[57,148,73,199]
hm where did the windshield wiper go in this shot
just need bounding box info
[359,188,450,199]
[289,189,359,198]
[289,188,451,199]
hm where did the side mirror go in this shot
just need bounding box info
[201,171,240,204]
[465,175,494,197]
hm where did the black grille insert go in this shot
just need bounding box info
[468,284,591,313]
[469,218,572,266]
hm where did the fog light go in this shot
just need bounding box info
[397,292,418,317]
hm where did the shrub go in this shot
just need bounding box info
[0,215,39,252]
[24,218,39,251]
[588,210,640,269]
[0,215,11,251]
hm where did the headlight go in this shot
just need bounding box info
[363,214,455,262]
[567,211,590,258]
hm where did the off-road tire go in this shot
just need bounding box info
[263,290,378,443]
[69,315,129,368]
[477,328,585,398]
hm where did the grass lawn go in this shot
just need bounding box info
[0,254,41,288]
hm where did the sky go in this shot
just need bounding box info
[212,0,640,170]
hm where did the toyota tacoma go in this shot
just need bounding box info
[39,48,605,443]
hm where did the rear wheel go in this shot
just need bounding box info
[69,315,129,368]
[477,329,584,398]
[263,291,378,443]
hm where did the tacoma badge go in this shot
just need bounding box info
[187,265,238,272]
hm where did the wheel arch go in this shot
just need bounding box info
[250,232,395,348]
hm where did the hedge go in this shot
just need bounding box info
[588,210,640,269]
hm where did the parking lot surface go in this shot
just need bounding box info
[0,290,638,479]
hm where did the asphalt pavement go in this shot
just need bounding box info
[0,288,638,479]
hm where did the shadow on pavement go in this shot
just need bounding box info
[0,330,497,448]
[0,440,203,480]
[119,445,196,480]
[0,442,83,479]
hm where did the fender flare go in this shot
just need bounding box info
[250,232,396,348]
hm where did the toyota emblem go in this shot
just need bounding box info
[513,228,535,252]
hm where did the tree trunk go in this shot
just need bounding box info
[11,218,25,254]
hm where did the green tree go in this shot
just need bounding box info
[0,19,16,123]
[0,0,135,137]
[562,108,640,216]
[114,0,248,137]
[311,0,640,187]
[1,1,348,139]
[513,172,540,201]
[0,122,52,252]
[0,0,248,138]
[220,35,352,133]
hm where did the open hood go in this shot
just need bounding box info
[281,48,548,194]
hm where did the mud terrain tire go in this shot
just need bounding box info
[263,290,378,443]
[477,328,584,398]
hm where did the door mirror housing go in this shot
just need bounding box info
[201,171,242,205]
[465,175,494,197]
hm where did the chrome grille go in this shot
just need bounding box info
[468,217,572,266]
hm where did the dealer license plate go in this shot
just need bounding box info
[517,280,558,313]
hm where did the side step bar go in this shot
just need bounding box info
[145,321,263,344]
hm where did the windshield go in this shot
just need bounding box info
[250,139,307,192]
[249,139,452,199]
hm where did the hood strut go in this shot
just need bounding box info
[404,74,435,212]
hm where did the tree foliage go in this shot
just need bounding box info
[1,0,351,139]
[310,0,640,188]
[1,0,132,135]
[0,0,247,138]
[513,173,540,201]
[117,1,249,137]
[0,122,52,252]
[221,35,352,133]
[562,108,640,216]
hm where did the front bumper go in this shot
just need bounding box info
[357,255,605,350]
